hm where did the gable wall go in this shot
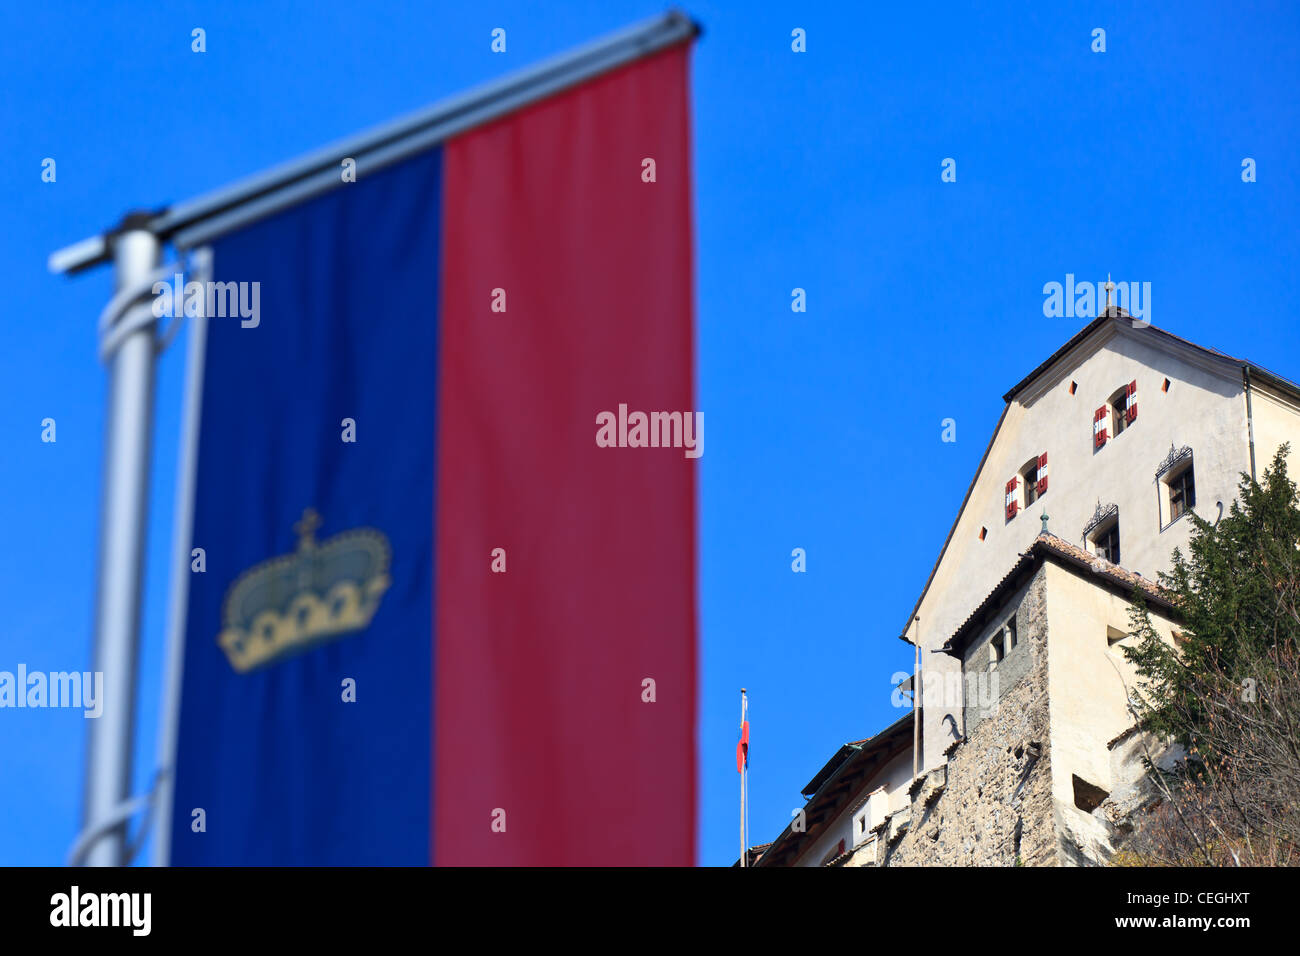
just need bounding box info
[911,324,1250,772]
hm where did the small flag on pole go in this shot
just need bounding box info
[737,707,748,772]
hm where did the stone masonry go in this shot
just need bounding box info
[849,565,1057,866]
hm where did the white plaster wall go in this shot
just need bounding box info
[793,800,856,868]
[1042,562,1180,803]
[911,322,1257,772]
[1250,385,1300,481]
[792,748,914,866]
[879,749,915,816]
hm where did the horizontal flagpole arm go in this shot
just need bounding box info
[49,9,699,275]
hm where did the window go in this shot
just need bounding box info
[1022,460,1039,507]
[1108,381,1138,438]
[1168,464,1196,521]
[1013,453,1048,514]
[990,629,1007,669]
[1106,625,1132,651]
[1109,386,1129,437]
[1007,617,1018,652]
[1096,382,1137,450]
[1092,521,1121,564]
[1157,446,1195,528]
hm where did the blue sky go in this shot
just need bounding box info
[1,1,1298,867]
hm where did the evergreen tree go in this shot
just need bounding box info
[1120,445,1300,865]
[1127,445,1299,743]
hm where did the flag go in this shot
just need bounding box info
[737,719,749,773]
[167,43,696,866]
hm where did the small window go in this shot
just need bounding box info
[1069,380,1078,395]
[1090,519,1121,565]
[990,629,1007,669]
[1097,381,1138,449]
[1106,625,1131,651]
[979,526,987,541]
[1109,383,1138,437]
[1019,453,1048,509]
[1022,460,1039,507]
[1007,617,1018,652]
[1168,464,1196,521]
[1097,525,1120,563]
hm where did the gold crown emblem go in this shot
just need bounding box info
[217,509,392,673]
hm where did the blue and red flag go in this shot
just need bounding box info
[168,45,696,865]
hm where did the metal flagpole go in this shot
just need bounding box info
[740,688,747,867]
[912,617,920,783]
[80,215,162,866]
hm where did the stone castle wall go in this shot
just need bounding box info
[849,566,1059,867]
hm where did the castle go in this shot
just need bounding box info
[745,310,1300,867]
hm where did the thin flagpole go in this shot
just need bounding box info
[740,688,747,867]
[912,617,920,782]
[745,692,749,864]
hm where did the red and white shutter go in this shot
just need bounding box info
[1125,379,1138,423]
[1036,452,1049,496]
[1005,477,1019,520]
[1093,406,1108,447]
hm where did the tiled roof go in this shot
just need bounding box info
[754,712,915,867]
[1034,532,1169,600]
[734,842,773,867]
[943,532,1178,658]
